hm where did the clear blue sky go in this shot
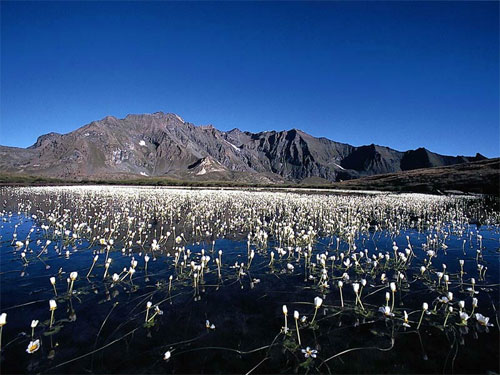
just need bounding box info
[1,1,498,157]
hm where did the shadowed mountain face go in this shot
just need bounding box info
[0,112,487,182]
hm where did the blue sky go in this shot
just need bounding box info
[1,1,498,157]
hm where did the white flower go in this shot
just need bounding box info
[50,277,56,285]
[301,346,318,358]
[314,296,323,308]
[163,350,171,360]
[352,283,360,294]
[0,313,6,326]
[70,271,78,281]
[379,306,394,317]
[31,319,39,328]
[49,299,57,310]
[390,282,396,292]
[403,311,410,327]
[112,273,119,282]
[459,312,469,323]
[282,305,288,315]
[422,302,429,311]
[26,339,40,354]
[294,310,299,319]
[286,263,294,271]
[474,313,493,327]
[146,301,152,309]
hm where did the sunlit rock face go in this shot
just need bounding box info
[0,112,486,181]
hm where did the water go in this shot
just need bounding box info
[0,186,498,374]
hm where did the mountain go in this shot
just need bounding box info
[334,158,499,195]
[0,112,487,182]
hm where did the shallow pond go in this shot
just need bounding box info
[0,186,498,374]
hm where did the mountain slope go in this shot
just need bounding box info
[0,112,487,182]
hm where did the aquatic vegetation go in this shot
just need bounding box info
[0,186,498,374]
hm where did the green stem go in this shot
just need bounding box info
[417,310,425,330]
[86,261,96,278]
[311,307,318,324]
[443,312,450,327]
[148,311,158,322]
[295,319,301,346]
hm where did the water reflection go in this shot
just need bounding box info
[0,186,498,374]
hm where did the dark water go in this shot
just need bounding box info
[0,187,498,374]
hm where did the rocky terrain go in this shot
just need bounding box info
[333,158,499,195]
[0,112,487,183]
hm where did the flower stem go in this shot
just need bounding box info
[443,311,451,327]
[86,261,96,278]
[295,318,301,345]
[417,310,425,330]
[311,307,318,324]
